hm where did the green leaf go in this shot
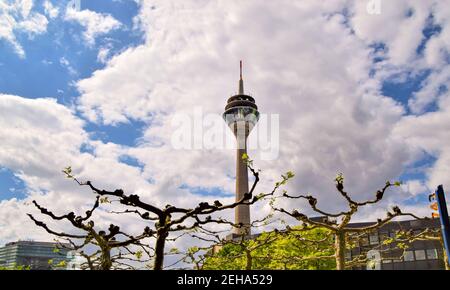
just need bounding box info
[62,166,74,179]
[56,260,67,267]
[335,173,344,183]
[201,227,336,270]
[188,246,199,254]
[382,238,393,245]
[398,243,409,249]
[100,197,110,204]
[286,171,295,179]
[135,250,143,260]
[169,248,180,254]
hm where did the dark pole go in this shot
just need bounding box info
[436,185,450,268]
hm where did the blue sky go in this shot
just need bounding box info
[0,1,142,99]
[0,0,441,200]
[1,0,450,232]
[0,0,147,200]
[380,19,442,114]
[0,168,27,200]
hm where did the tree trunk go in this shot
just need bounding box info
[444,247,450,270]
[335,231,346,270]
[439,238,449,270]
[100,248,112,270]
[245,250,252,270]
[154,228,168,270]
[85,256,94,270]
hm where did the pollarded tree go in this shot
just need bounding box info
[60,162,288,270]
[27,195,154,270]
[198,227,336,270]
[274,173,424,270]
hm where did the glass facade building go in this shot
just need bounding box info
[230,217,447,270]
[345,219,446,270]
[0,241,73,270]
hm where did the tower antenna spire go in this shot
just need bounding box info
[240,60,243,80]
[239,60,244,94]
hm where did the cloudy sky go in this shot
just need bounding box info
[0,0,449,249]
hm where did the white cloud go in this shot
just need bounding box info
[401,180,429,196]
[64,7,122,46]
[0,0,49,58]
[0,94,86,177]
[14,0,33,18]
[0,94,93,244]
[0,94,234,244]
[351,0,431,66]
[43,0,59,19]
[0,13,25,57]
[349,0,450,116]
[74,1,450,222]
[394,101,450,191]
[97,46,111,64]
[59,56,77,76]
[408,65,450,114]
[76,0,416,218]
[17,12,48,36]
[3,0,450,259]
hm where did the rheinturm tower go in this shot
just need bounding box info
[223,61,260,236]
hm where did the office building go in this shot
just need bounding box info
[0,240,73,270]
[346,218,445,270]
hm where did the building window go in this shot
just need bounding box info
[345,251,351,261]
[415,250,426,261]
[404,250,415,262]
[360,236,369,246]
[426,249,438,260]
[369,233,379,245]
[379,231,388,242]
[413,229,423,235]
